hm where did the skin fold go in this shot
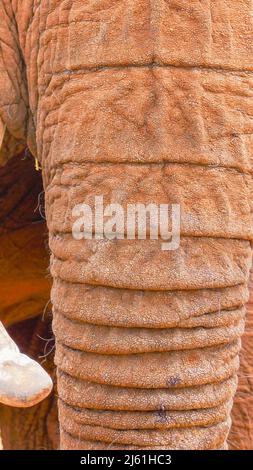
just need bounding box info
[0,0,253,449]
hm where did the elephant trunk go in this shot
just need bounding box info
[43,152,251,449]
[1,0,253,451]
[34,3,253,450]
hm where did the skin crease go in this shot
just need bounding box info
[1,0,253,449]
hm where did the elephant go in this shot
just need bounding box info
[1,0,253,450]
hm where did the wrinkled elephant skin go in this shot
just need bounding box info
[1,0,253,450]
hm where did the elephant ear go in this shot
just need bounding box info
[0,1,36,166]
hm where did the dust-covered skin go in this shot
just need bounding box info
[1,0,253,449]
[230,273,253,449]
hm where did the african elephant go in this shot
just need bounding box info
[1,0,253,450]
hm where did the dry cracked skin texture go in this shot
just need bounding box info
[1,0,253,450]
[229,275,253,449]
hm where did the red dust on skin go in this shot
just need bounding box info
[1,0,253,451]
